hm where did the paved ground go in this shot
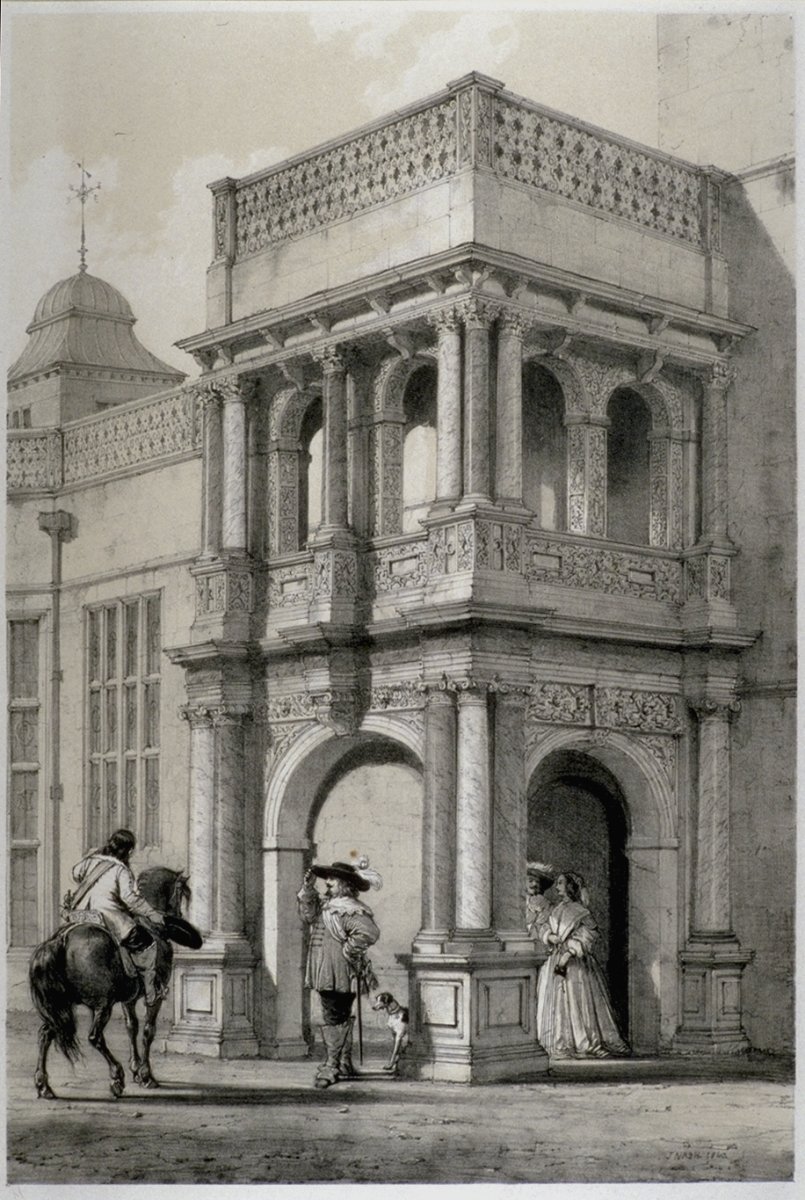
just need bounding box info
[6,1010,795,1187]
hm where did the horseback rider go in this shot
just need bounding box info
[66,828,167,1006]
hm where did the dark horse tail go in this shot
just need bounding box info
[29,930,81,1063]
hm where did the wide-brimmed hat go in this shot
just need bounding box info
[526,861,556,884]
[162,914,203,949]
[311,859,382,892]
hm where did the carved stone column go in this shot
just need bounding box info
[491,685,529,938]
[455,683,492,931]
[319,348,349,532]
[461,299,495,505]
[649,432,685,550]
[674,696,752,1055]
[199,386,223,558]
[430,308,462,509]
[565,414,608,537]
[415,685,457,947]
[701,362,733,544]
[168,703,259,1059]
[261,838,311,1058]
[495,311,526,509]
[221,380,249,554]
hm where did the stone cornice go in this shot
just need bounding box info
[176,243,753,376]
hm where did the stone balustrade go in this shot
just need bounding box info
[220,74,716,264]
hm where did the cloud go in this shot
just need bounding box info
[364,13,521,111]
[9,144,288,378]
[306,7,414,58]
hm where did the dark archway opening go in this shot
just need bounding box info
[527,750,630,1037]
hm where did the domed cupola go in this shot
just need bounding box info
[8,269,186,426]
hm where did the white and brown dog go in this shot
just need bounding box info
[371,991,410,1073]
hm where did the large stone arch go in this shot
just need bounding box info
[526,726,679,1053]
[261,722,424,1057]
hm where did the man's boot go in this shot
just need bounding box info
[337,1017,358,1079]
[130,942,165,1007]
[314,1023,349,1089]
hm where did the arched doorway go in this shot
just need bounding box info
[262,725,423,1057]
[528,750,630,1037]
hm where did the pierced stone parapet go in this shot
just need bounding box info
[7,429,63,492]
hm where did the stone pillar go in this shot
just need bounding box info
[220,380,249,553]
[461,299,495,505]
[455,684,492,931]
[168,703,259,1059]
[495,312,526,509]
[416,686,457,945]
[261,839,311,1058]
[691,700,740,936]
[565,414,608,537]
[491,686,528,937]
[181,706,215,932]
[430,308,462,508]
[199,387,223,558]
[674,696,752,1055]
[701,362,733,542]
[319,349,349,532]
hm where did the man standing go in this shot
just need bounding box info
[67,828,167,1006]
[297,857,381,1089]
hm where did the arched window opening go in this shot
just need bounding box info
[523,364,566,530]
[607,388,651,545]
[402,365,437,534]
[299,397,323,546]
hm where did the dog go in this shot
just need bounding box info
[371,991,410,1073]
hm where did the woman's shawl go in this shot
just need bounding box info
[542,898,599,958]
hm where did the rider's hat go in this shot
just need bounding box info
[311,856,383,892]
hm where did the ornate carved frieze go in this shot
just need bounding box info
[525,534,683,604]
[528,683,592,725]
[370,681,427,711]
[179,703,252,728]
[59,389,201,486]
[595,688,682,734]
[235,96,458,255]
[641,734,678,782]
[492,95,704,246]
[7,430,63,491]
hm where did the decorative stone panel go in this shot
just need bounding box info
[62,389,201,485]
[266,562,314,608]
[594,688,682,734]
[368,540,428,593]
[525,534,683,604]
[7,430,63,491]
[194,566,254,617]
[312,548,359,599]
[684,551,732,604]
[492,94,704,246]
[235,96,458,255]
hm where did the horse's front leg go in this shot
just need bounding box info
[136,998,163,1088]
[122,1000,143,1082]
[34,1023,57,1099]
[88,1004,125,1099]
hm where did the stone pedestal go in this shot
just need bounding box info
[404,945,548,1083]
[673,938,753,1055]
[167,936,259,1058]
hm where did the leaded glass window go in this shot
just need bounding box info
[86,594,161,848]
[8,618,42,945]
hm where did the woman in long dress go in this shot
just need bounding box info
[536,871,629,1059]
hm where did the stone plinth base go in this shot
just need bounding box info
[403,944,548,1084]
[672,937,753,1056]
[166,936,260,1058]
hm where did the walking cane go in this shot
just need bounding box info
[355,971,364,1065]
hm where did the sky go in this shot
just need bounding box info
[3,2,668,377]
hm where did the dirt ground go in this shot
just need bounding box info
[6,1009,795,1187]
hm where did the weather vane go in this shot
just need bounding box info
[68,162,101,274]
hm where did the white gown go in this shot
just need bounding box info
[536,897,629,1058]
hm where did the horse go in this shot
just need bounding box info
[29,866,198,1100]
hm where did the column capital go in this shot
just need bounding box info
[498,308,530,341]
[313,345,347,375]
[427,305,461,335]
[179,703,216,728]
[456,296,500,330]
[690,697,742,722]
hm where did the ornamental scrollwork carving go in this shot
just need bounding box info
[595,688,682,734]
[7,430,63,491]
[525,535,683,605]
[369,542,427,593]
[527,683,592,726]
[640,735,677,783]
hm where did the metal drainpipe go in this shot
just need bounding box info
[37,510,74,932]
